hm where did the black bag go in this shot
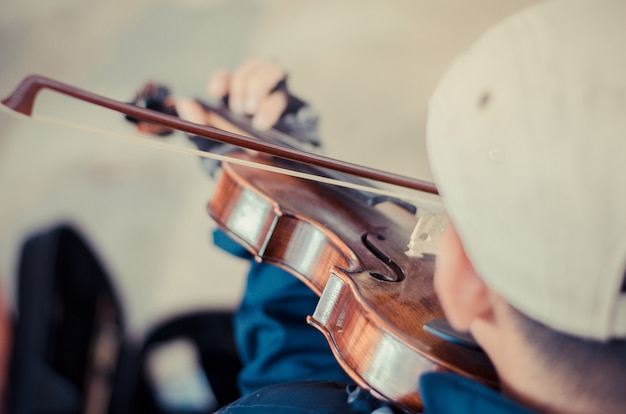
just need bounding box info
[7,224,241,413]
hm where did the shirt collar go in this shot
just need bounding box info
[419,372,536,414]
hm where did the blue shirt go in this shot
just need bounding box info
[217,372,535,413]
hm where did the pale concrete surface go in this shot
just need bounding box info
[0,0,537,338]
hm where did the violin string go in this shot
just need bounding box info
[0,104,432,205]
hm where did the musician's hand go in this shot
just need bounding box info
[209,60,288,131]
[176,60,319,148]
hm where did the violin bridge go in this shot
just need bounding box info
[405,212,447,258]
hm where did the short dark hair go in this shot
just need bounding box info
[510,306,626,407]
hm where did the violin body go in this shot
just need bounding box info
[209,151,497,412]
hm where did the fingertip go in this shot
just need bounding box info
[252,91,288,130]
[245,96,258,114]
[252,114,273,131]
[207,69,231,98]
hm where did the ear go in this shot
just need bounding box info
[434,223,493,332]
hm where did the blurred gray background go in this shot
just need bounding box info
[0,0,537,338]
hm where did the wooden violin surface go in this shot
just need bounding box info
[208,152,497,412]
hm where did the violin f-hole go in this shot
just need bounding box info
[362,232,405,282]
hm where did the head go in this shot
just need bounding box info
[434,223,626,412]
[426,0,626,411]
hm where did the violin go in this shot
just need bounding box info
[2,75,496,412]
[209,153,497,411]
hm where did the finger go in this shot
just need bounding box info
[207,69,231,99]
[252,90,288,131]
[244,62,286,114]
[229,60,263,114]
[176,98,209,124]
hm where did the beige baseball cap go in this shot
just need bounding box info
[426,0,626,340]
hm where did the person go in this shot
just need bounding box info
[176,1,626,412]
[1,1,623,412]
[177,0,626,412]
